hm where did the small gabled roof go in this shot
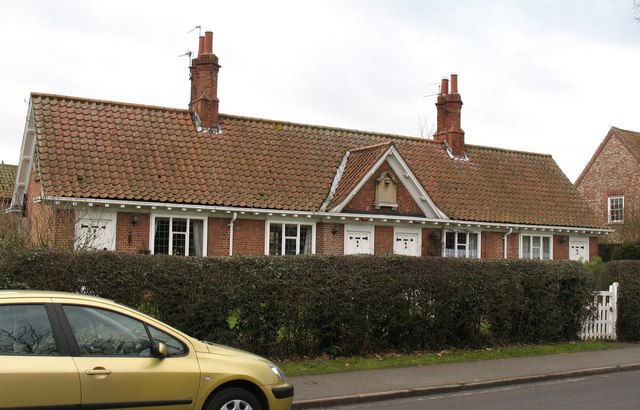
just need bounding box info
[22,92,602,229]
[575,126,640,186]
[0,163,17,201]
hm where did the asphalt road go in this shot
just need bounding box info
[331,369,640,410]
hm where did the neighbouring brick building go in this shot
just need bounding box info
[575,127,640,243]
[9,31,607,260]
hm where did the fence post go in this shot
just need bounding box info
[611,282,618,340]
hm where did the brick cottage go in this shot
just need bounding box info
[9,31,607,260]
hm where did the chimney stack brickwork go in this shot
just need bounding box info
[434,74,465,158]
[190,31,220,131]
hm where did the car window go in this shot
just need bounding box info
[62,305,152,357]
[148,325,188,356]
[0,304,58,355]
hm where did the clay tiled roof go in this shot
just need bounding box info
[31,93,602,228]
[0,163,17,200]
[615,127,640,161]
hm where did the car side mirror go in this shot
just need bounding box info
[153,342,169,359]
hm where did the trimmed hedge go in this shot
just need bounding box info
[0,250,593,357]
[601,260,640,341]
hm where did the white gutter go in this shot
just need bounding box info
[229,212,238,256]
[503,228,513,259]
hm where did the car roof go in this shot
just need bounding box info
[0,289,114,304]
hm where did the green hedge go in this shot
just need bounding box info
[0,250,593,357]
[601,260,640,341]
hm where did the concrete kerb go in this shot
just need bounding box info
[291,363,640,409]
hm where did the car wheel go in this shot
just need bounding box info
[205,387,262,410]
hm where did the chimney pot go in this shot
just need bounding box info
[441,78,449,95]
[450,74,458,94]
[198,35,205,58]
[204,31,213,54]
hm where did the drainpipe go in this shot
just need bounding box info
[229,212,237,256]
[503,228,513,259]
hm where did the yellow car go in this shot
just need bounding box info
[0,290,293,410]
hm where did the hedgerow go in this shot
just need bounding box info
[0,249,593,357]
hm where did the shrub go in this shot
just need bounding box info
[601,260,640,341]
[611,242,640,260]
[0,250,593,357]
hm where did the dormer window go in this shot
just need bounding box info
[375,171,398,210]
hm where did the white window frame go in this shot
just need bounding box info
[393,227,422,256]
[443,230,481,258]
[149,214,208,256]
[265,220,316,255]
[608,195,624,223]
[344,224,375,255]
[520,233,553,260]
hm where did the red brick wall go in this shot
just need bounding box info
[554,235,569,260]
[422,228,441,256]
[576,134,640,243]
[344,163,423,215]
[589,237,598,260]
[233,219,265,255]
[481,232,504,259]
[375,225,393,254]
[208,217,230,256]
[115,213,150,253]
[316,222,344,255]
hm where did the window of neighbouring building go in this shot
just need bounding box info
[267,222,314,255]
[521,234,552,260]
[152,216,205,256]
[608,195,624,223]
[443,231,479,258]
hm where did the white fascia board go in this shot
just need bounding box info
[43,197,612,236]
[8,102,37,213]
[329,145,446,219]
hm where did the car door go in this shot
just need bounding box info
[0,303,80,408]
[59,303,200,410]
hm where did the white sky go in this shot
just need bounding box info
[1,0,639,182]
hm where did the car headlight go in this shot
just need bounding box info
[268,364,287,383]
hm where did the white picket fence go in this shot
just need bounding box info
[581,282,618,340]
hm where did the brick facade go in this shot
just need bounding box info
[115,213,150,253]
[576,131,640,243]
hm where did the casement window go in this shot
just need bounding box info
[267,222,314,255]
[444,231,479,258]
[152,216,205,256]
[608,195,624,223]
[521,234,552,260]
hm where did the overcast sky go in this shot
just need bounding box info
[1,0,639,182]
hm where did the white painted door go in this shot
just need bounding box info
[394,233,419,256]
[75,209,117,251]
[569,237,589,262]
[345,229,374,255]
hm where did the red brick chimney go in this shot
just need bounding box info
[189,31,220,132]
[434,74,465,157]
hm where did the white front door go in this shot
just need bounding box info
[344,225,374,255]
[569,237,589,262]
[394,228,421,256]
[75,209,117,251]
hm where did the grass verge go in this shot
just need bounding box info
[278,341,620,377]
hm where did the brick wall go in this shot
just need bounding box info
[115,213,150,253]
[316,222,344,255]
[232,219,265,255]
[208,217,230,256]
[375,225,393,254]
[554,235,569,260]
[422,228,441,256]
[577,134,640,243]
